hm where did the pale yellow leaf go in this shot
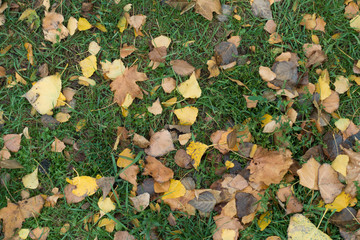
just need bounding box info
[98,197,116,214]
[174,106,198,125]
[79,55,97,78]
[89,41,101,55]
[177,72,201,99]
[335,118,350,131]
[67,17,78,35]
[55,112,71,123]
[331,155,349,177]
[22,167,39,189]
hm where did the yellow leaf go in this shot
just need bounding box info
[258,211,272,231]
[186,141,208,170]
[78,76,96,86]
[24,74,61,115]
[117,148,135,168]
[55,112,71,123]
[18,229,30,239]
[221,229,236,240]
[98,197,116,214]
[66,176,99,197]
[350,14,360,32]
[162,97,177,107]
[67,17,77,35]
[177,72,201,99]
[261,114,273,127]
[98,218,116,232]
[121,93,134,109]
[288,214,331,240]
[311,35,319,44]
[79,55,97,78]
[75,119,86,132]
[318,69,331,100]
[88,41,101,55]
[174,106,198,125]
[100,59,125,80]
[331,155,349,177]
[117,16,127,33]
[78,17,92,31]
[55,92,66,107]
[162,179,186,200]
[24,43,34,66]
[22,167,39,189]
[225,161,234,169]
[325,191,357,212]
[95,22,107,32]
[334,118,350,131]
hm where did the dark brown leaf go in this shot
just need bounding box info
[235,192,257,219]
[189,191,216,213]
[214,41,238,66]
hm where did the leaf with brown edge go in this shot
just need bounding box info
[342,148,360,197]
[170,60,195,76]
[195,0,221,21]
[133,133,150,148]
[110,65,148,106]
[120,44,137,58]
[318,163,344,203]
[142,156,174,183]
[247,147,293,186]
[64,184,85,204]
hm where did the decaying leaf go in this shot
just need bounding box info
[0,195,44,239]
[51,137,65,152]
[64,184,85,204]
[120,44,137,58]
[133,133,150,148]
[145,129,175,157]
[96,177,115,199]
[170,60,195,76]
[120,164,139,188]
[130,192,150,211]
[252,0,272,19]
[162,77,176,93]
[3,134,22,153]
[264,19,277,34]
[297,158,320,190]
[162,179,186,199]
[114,231,136,240]
[189,191,216,213]
[195,0,221,20]
[143,156,174,183]
[127,14,146,36]
[318,163,344,203]
[174,149,192,168]
[334,76,350,94]
[29,227,50,240]
[213,214,242,240]
[288,214,331,240]
[342,148,360,197]
[147,98,163,115]
[214,41,238,66]
[42,12,69,43]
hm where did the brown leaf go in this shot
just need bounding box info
[252,0,273,19]
[0,66,5,77]
[127,14,146,36]
[120,44,137,58]
[321,91,339,113]
[154,180,170,193]
[29,227,50,240]
[213,214,243,240]
[114,231,136,240]
[264,19,277,33]
[167,213,177,226]
[271,60,298,90]
[170,60,195,76]
[277,186,303,214]
[248,147,293,186]
[3,134,21,152]
[214,41,238,66]
[142,156,174,183]
[314,17,326,32]
[96,177,115,199]
[318,163,344,203]
[235,192,258,219]
[62,87,76,102]
[244,95,258,108]
[207,57,220,78]
[161,77,176,93]
[268,32,282,44]
[345,2,359,19]
[110,65,148,106]
[227,36,241,47]
[120,165,139,188]
[174,149,192,169]
[42,12,69,43]
[133,133,150,148]
[343,148,360,197]
[64,184,85,204]
[51,137,65,152]
[45,188,64,207]
[195,0,221,20]
[0,147,11,160]
[0,195,44,239]
[0,159,23,169]
[130,192,150,212]
[145,129,175,157]
[149,46,167,63]
[297,158,320,190]
[147,98,163,115]
[189,191,216,213]
[117,127,129,141]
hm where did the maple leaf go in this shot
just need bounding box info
[110,65,147,106]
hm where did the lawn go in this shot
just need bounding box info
[0,0,360,239]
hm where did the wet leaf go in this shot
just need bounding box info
[189,191,216,213]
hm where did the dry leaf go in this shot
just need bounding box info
[174,149,192,168]
[117,148,135,168]
[0,195,44,239]
[120,44,137,58]
[189,191,216,213]
[29,227,50,240]
[321,91,339,113]
[67,16,77,35]
[110,65,147,106]
[213,214,242,240]
[207,58,220,78]
[162,77,176,93]
[186,141,208,170]
[101,59,125,80]
[195,0,221,20]
[96,177,115,200]
[334,76,350,94]
[174,106,198,125]
[252,0,273,19]
[143,156,174,183]
[152,35,171,48]
[318,69,331,100]
[227,36,241,47]
[79,55,97,78]
[214,41,238,66]
[64,184,85,204]
[133,133,150,148]
[127,14,146,36]
[3,134,21,152]
[268,32,282,44]
[149,46,167,63]
[264,19,277,33]
[178,133,191,145]
[244,95,258,108]
[170,60,195,76]
[297,158,320,190]
[343,148,360,197]
[248,147,293,186]
[51,137,65,152]
[45,188,64,207]
[332,155,349,177]
[147,98,163,115]
[88,41,101,55]
[114,231,136,240]
[177,72,201,99]
[55,112,71,123]
[288,214,331,240]
[130,192,150,211]
[145,129,175,157]
[42,12,69,43]
[66,176,99,197]
[24,43,34,66]
[22,167,39,189]
[318,163,344,203]
[345,2,359,19]
[119,165,139,188]
[98,197,116,215]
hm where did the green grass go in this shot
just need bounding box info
[1,0,360,239]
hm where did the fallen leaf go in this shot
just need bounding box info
[170,60,195,76]
[207,58,220,78]
[167,213,177,226]
[110,65,148,106]
[18,229,30,239]
[24,43,34,66]
[64,184,85,204]
[287,214,331,240]
[318,163,344,203]
[325,191,357,212]
[174,149,192,168]
[345,2,359,19]
[114,231,136,240]
[178,133,191,145]
[22,167,39,189]
[66,176,99,197]
[67,17,77,35]
[96,177,115,199]
[98,196,116,214]
[97,218,116,232]
[51,137,65,152]
[3,134,21,152]
[88,41,101,55]
[145,130,175,157]
[244,95,258,108]
[130,192,150,211]
[177,72,201,99]
[101,59,125,80]
[318,69,331,100]
[0,195,44,239]
[127,14,146,36]
[258,211,272,231]
[147,98,163,115]
[149,46,167,63]
[60,223,70,235]
[213,214,242,240]
[189,191,216,213]
[120,44,137,58]
[268,32,282,44]
[314,16,326,32]
[297,158,320,190]
[214,41,238,66]
[119,164,139,188]
[195,0,221,20]
[335,118,351,132]
[342,148,360,197]
[174,106,198,125]
[45,188,64,207]
[252,0,273,19]
[162,179,186,199]
[154,180,170,193]
[78,17,92,31]
[321,90,339,113]
[117,148,135,168]
[248,147,293,186]
[227,36,241,47]
[186,141,208,170]
[334,76,350,94]
[24,74,61,115]
[79,55,97,78]
[152,35,171,48]
[133,133,150,148]
[55,112,71,123]
[29,227,50,240]
[42,12,69,43]
[162,77,176,93]
[264,19,277,33]
[143,156,174,183]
